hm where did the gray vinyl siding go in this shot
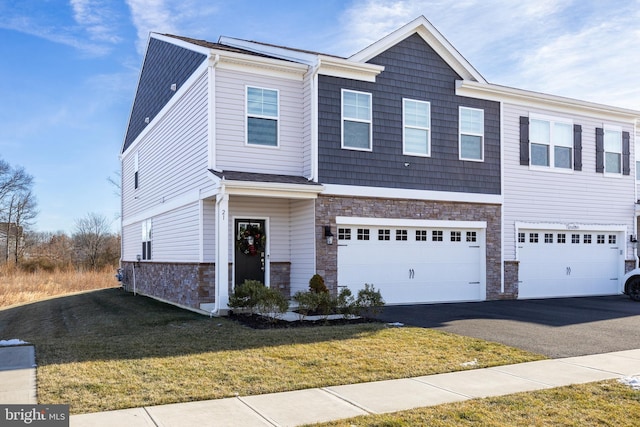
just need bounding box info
[318,33,500,194]
[123,37,207,153]
[215,69,307,176]
[503,102,635,260]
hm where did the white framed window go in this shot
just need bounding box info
[342,89,372,151]
[459,107,484,161]
[246,86,278,147]
[604,127,622,174]
[403,99,430,156]
[636,139,640,181]
[141,219,152,260]
[530,115,573,169]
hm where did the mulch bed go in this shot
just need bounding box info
[228,312,380,329]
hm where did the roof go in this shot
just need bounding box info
[210,170,322,186]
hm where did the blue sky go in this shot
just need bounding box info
[1,0,639,233]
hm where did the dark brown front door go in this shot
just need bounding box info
[234,219,266,286]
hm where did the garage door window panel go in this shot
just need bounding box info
[357,228,370,240]
[396,230,408,241]
[558,233,566,243]
[572,234,580,244]
[338,228,351,240]
[379,229,390,241]
[432,230,443,241]
[416,230,428,241]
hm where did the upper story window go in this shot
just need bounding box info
[604,128,622,174]
[636,140,640,181]
[246,86,278,147]
[342,89,372,151]
[403,99,430,156]
[459,107,484,161]
[530,116,573,169]
[596,125,629,176]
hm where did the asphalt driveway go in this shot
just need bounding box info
[377,295,640,358]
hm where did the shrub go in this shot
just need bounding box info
[336,287,356,318]
[256,288,289,320]
[355,283,385,318]
[309,274,328,294]
[228,280,268,314]
[293,290,318,320]
[228,280,289,319]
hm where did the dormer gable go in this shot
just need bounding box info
[350,15,486,83]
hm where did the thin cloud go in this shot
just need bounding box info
[70,0,123,44]
[336,0,640,110]
[125,0,219,54]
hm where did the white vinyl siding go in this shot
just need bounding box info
[503,102,635,262]
[342,89,372,151]
[121,71,212,221]
[216,69,307,176]
[403,99,430,156]
[152,203,201,262]
[202,199,216,262]
[122,222,140,261]
[459,107,484,161]
[290,199,316,294]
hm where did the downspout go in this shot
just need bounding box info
[307,59,321,182]
[212,183,227,316]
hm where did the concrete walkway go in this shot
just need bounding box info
[2,345,639,427]
[68,349,640,427]
[0,345,37,404]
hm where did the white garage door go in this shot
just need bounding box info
[518,229,623,299]
[337,222,485,304]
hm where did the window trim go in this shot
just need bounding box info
[134,151,139,190]
[402,98,431,157]
[528,113,574,172]
[245,86,279,148]
[459,106,484,162]
[603,125,623,176]
[341,89,372,151]
[141,218,152,261]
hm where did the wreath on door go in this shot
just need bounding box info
[236,224,266,256]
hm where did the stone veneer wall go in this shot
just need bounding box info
[626,259,637,274]
[121,261,215,309]
[270,262,291,298]
[501,261,519,299]
[315,195,507,300]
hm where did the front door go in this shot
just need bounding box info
[234,219,266,286]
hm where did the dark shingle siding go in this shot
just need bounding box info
[318,33,501,194]
[122,38,207,153]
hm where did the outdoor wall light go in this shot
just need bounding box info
[136,254,141,266]
[324,226,334,245]
[631,235,638,243]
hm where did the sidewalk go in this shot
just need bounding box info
[2,346,638,427]
[0,345,37,404]
[68,349,640,427]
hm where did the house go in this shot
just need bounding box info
[119,16,640,314]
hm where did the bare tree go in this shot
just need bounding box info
[12,191,38,263]
[73,212,113,269]
[0,159,34,263]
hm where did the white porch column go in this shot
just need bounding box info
[215,191,230,312]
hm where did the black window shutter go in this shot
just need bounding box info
[573,124,582,171]
[623,131,630,175]
[595,128,604,173]
[519,116,529,166]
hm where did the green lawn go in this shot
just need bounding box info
[0,288,543,414]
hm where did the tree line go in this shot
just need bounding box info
[1,157,119,271]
